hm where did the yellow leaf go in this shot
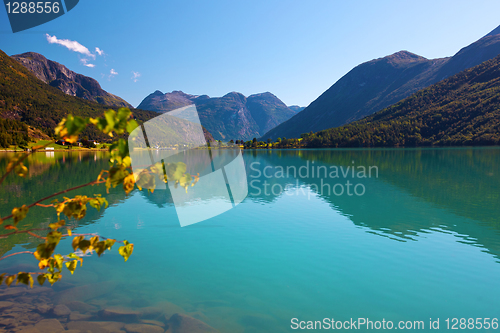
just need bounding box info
[12,205,29,226]
[38,259,49,270]
[118,241,134,262]
[90,236,99,246]
[64,135,79,144]
[72,236,84,251]
[65,260,78,274]
[14,164,28,178]
[5,275,15,287]
[123,174,135,195]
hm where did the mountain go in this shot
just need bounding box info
[137,90,198,111]
[288,105,305,113]
[137,90,296,141]
[262,25,500,140]
[12,52,132,108]
[304,54,500,147]
[0,49,157,142]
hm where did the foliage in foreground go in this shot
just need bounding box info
[0,108,197,288]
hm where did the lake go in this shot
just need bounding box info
[0,148,499,332]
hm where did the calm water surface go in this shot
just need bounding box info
[0,148,499,332]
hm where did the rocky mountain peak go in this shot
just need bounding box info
[12,52,131,108]
[385,50,428,64]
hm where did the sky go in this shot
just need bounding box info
[1,0,500,108]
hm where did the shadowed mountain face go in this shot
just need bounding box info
[262,25,500,140]
[138,90,297,141]
[12,52,132,108]
[306,54,500,147]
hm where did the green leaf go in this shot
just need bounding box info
[46,273,61,286]
[135,170,155,191]
[94,241,107,257]
[37,274,46,286]
[118,241,134,262]
[46,231,62,246]
[126,119,139,134]
[12,205,29,226]
[104,110,117,134]
[66,253,80,260]
[78,239,91,253]
[35,243,56,260]
[105,239,116,250]
[117,108,131,121]
[16,273,34,288]
[89,197,108,211]
[0,273,5,285]
[48,220,65,230]
[53,254,64,271]
[65,260,78,275]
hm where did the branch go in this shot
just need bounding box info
[60,233,125,243]
[0,251,34,262]
[1,179,105,222]
[0,229,47,240]
[62,232,99,238]
[0,140,55,187]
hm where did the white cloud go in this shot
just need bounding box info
[80,59,95,68]
[45,34,95,59]
[131,71,141,82]
[108,69,118,80]
[95,47,104,56]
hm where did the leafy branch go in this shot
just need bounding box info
[0,108,168,287]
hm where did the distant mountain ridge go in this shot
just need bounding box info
[12,52,132,108]
[138,90,298,141]
[262,25,500,140]
[288,105,305,113]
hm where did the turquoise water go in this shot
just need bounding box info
[1,148,500,332]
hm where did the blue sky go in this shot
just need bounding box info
[1,0,500,108]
